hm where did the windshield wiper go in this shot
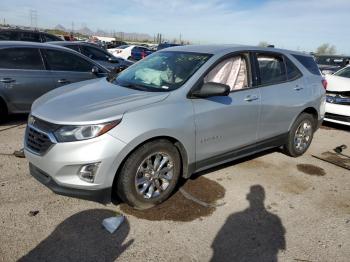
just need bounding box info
[117,81,149,91]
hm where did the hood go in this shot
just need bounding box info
[325,74,350,92]
[31,78,169,125]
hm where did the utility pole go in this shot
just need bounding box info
[29,9,37,29]
[179,33,182,44]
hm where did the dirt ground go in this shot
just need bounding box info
[0,115,349,262]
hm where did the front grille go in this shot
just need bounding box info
[326,91,350,105]
[30,116,60,132]
[26,126,54,155]
[325,113,350,123]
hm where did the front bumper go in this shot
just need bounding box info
[324,102,350,126]
[29,163,112,203]
[25,131,127,203]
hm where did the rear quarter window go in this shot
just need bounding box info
[285,57,302,80]
[292,54,320,76]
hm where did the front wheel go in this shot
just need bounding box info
[284,113,315,157]
[116,139,181,209]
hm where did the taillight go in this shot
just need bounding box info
[322,79,328,90]
[141,51,145,59]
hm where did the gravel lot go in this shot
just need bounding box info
[0,115,349,262]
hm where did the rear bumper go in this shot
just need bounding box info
[29,163,112,204]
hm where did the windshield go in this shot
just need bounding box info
[334,67,350,78]
[113,51,211,91]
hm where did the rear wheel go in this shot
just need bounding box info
[116,139,181,209]
[284,113,315,157]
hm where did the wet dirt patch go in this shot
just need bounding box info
[119,176,225,222]
[280,178,310,195]
[297,164,326,176]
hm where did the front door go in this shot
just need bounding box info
[192,53,260,166]
[0,47,54,112]
[41,48,100,88]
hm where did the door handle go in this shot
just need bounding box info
[57,79,70,84]
[244,95,259,102]
[294,86,303,91]
[0,78,15,83]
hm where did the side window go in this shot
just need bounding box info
[204,55,249,91]
[0,48,44,70]
[285,57,302,80]
[18,32,41,42]
[43,34,60,42]
[43,49,94,72]
[0,30,18,40]
[292,54,321,75]
[80,46,109,61]
[65,45,80,52]
[257,54,286,85]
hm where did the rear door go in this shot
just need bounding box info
[41,48,104,88]
[0,47,54,112]
[254,52,309,141]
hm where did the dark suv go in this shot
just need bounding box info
[0,29,62,43]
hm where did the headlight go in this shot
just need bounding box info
[54,120,121,142]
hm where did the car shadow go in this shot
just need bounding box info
[18,209,133,262]
[0,113,28,127]
[211,185,286,262]
[321,121,350,132]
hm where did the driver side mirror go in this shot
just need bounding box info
[191,82,230,98]
[91,66,100,75]
[108,57,119,63]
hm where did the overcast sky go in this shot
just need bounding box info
[1,0,349,54]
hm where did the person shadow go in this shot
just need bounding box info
[211,185,286,262]
[19,209,133,262]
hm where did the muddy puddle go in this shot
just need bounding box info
[297,164,326,176]
[119,176,225,222]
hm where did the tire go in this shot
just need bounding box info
[116,139,181,209]
[0,99,8,124]
[284,113,315,157]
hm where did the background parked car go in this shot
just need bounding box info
[106,40,128,49]
[324,66,350,126]
[315,55,350,75]
[0,41,108,118]
[0,28,63,42]
[157,43,182,51]
[50,41,133,72]
[108,45,153,61]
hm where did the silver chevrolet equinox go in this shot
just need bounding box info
[24,45,326,209]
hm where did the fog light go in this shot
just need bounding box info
[78,163,100,183]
